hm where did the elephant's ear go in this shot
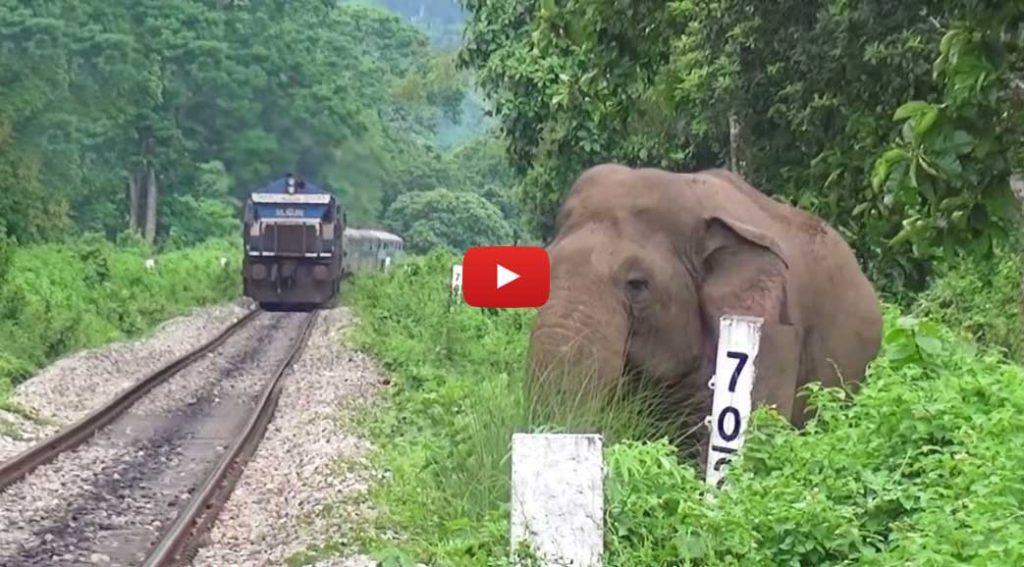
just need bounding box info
[697,215,791,348]
[702,216,789,270]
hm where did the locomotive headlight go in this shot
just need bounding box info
[250,264,268,280]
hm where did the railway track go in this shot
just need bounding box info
[0,307,320,566]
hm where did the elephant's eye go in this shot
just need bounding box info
[625,277,649,297]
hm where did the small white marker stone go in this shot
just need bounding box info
[510,433,604,567]
[450,264,463,296]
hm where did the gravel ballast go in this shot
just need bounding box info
[191,306,388,567]
[0,310,309,566]
[0,301,391,566]
[0,300,254,461]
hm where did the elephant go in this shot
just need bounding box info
[526,163,884,467]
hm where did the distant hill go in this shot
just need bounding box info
[346,0,466,48]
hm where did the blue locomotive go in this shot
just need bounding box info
[241,174,406,310]
[242,174,345,309]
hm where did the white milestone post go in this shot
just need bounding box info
[450,264,463,301]
[705,314,764,489]
[510,433,604,567]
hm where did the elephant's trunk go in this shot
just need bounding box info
[526,283,630,413]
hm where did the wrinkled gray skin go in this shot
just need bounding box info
[527,164,883,467]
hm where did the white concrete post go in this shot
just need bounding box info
[450,264,463,300]
[705,314,763,488]
[510,433,604,567]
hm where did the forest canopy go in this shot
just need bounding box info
[0,0,508,251]
[1,0,1019,294]
[457,0,1023,297]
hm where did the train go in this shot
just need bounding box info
[342,228,405,273]
[241,174,404,310]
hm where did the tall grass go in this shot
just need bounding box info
[345,250,676,565]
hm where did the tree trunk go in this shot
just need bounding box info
[144,166,158,244]
[1011,172,1024,206]
[128,173,140,234]
[728,112,746,177]
[1013,171,1024,313]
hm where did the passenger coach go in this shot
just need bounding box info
[342,228,404,274]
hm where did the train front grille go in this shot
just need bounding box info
[259,223,321,255]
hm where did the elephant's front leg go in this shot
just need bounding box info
[752,323,803,424]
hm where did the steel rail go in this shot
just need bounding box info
[143,309,320,567]
[0,308,263,492]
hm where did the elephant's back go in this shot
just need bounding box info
[776,206,884,385]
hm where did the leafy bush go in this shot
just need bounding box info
[346,251,1024,566]
[604,312,1024,565]
[0,237,240,401]
[912,242,1023,362]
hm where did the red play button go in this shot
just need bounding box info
[462,246,549,308]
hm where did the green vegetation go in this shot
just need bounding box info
[458,0,1022,296]
[0,0,500,241]
[0,236,239,405]
[346,252,1024,566]
[378,131,524,252]
[384,189,512,254]
[358,0,467,49]
[912,242,1024,363]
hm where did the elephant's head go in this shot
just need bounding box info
[527,164,792,436]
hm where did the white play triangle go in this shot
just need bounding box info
[496,263,520,289]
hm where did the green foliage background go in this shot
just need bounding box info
[0,0,517,253]
[912,241,1024,362]
[456,0,1023,297]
